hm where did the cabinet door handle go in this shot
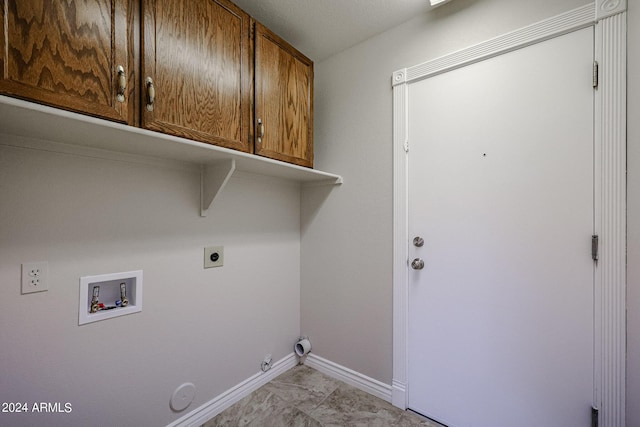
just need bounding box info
[145,77,155,111]
[116,65,126,103]
[257,118,265,143]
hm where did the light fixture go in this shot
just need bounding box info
[430,0,452,7]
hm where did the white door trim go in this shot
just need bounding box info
[593,11,627,427]
[391,3,627,426]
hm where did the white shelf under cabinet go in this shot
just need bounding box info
[0,96,342,215]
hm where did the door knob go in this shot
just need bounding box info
[411,258,425,270]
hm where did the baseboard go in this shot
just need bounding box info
[392,379,407,409]
[304,353,393,403]
[166,353,298,427]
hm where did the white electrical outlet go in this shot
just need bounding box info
[204,246,224,268]
[21,262,49,294]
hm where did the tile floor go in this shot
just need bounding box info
[202,365,444,427]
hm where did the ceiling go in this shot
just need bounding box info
[231,0,440,61]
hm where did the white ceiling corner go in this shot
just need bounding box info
[232,0,432,61]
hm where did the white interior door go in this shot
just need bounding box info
[407,28,595,427]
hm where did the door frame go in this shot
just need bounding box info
[391,2,627,425]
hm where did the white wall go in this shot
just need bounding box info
[303,0,617,387]
[0,141,301,426]
[626,1,640,425]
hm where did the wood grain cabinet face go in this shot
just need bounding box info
[255,23,313,168]
[0,0,135,124]
[142,0,252,152]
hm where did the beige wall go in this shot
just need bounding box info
[0,144,301,426]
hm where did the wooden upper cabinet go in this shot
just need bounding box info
[0,0,135,124]
[142,0,252,152]
[254,23,313,168]
[0,1,313,166]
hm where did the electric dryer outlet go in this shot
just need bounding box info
[204,246,224,268]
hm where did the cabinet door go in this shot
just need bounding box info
[0,0,135,124]
[255,23,313,168]
[142,0,251,152]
